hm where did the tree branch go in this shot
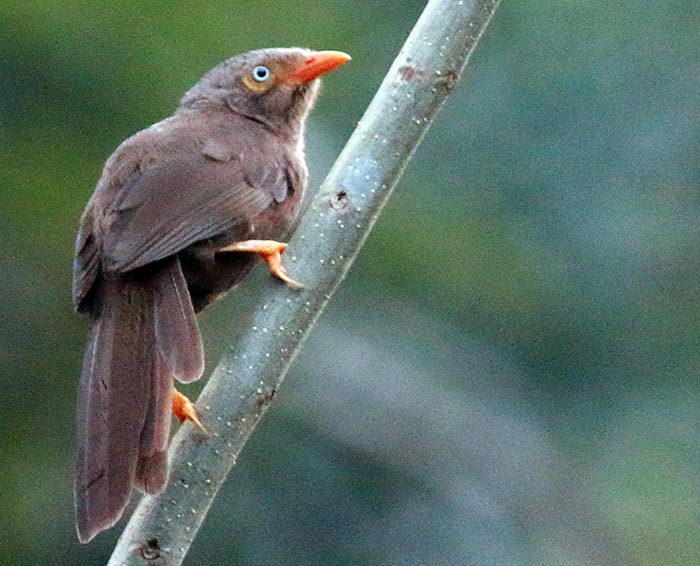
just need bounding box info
[108,1,502,563]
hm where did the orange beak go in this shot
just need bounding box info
[288,50,351,83]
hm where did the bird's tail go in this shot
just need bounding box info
[75,256,203,543]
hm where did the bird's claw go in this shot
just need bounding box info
[218,239,304,288]
[172,389,206,432]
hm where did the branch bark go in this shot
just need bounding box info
[108,1,502,563]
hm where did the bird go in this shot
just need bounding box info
[72,47,351,543]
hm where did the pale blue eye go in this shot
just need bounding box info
[252,65,271,82]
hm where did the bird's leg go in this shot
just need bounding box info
[217,239,303,288]
[172,389,206,431]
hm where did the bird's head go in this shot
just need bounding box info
[180,47,351,138]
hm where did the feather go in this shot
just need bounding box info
[74,258,203,543]
[102,152,278,274]
[154,257,204,383]
[75,278,152,543]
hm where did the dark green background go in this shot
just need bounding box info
[2,1,698,564]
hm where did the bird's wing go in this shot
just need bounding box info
[101,151,292,274]
[73,204,101,311]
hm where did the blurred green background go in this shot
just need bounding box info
[2,1,699,564]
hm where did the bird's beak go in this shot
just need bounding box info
[287,50,351,83]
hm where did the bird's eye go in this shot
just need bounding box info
[252,65,271,82]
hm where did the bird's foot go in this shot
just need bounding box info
[172,389,206,432]
[218,239,303,288]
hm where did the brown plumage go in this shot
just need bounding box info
[73,47,350,543]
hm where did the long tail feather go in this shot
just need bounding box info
[75,257,202,543]
[135,257,204,492]
[154,257,204,383]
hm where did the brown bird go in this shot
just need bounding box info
[72,47,350,543]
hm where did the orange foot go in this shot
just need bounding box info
[172,389,206,432]
[217,239,303,288]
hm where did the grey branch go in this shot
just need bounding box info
[108,0,502,563]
